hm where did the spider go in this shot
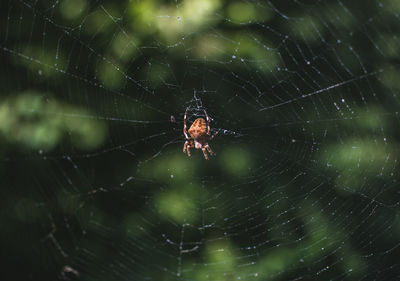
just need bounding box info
[183,107,219,160]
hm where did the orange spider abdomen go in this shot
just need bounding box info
[188,118,206,138]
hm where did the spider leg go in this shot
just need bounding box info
[202,147,209,160]
[204,144,214,156]
[186,144,192,157]
[183,107,190,139]
[204,109,211,135]
[183,141,189,153]
[209,129,220,141]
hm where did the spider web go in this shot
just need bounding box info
[2,0,400,280]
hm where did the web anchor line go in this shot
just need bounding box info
[259,69,383,111]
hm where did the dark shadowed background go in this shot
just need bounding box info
[2,0,400,280]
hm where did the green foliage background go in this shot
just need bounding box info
[1,0,400,280]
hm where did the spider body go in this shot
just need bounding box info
[183,108,219,160]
